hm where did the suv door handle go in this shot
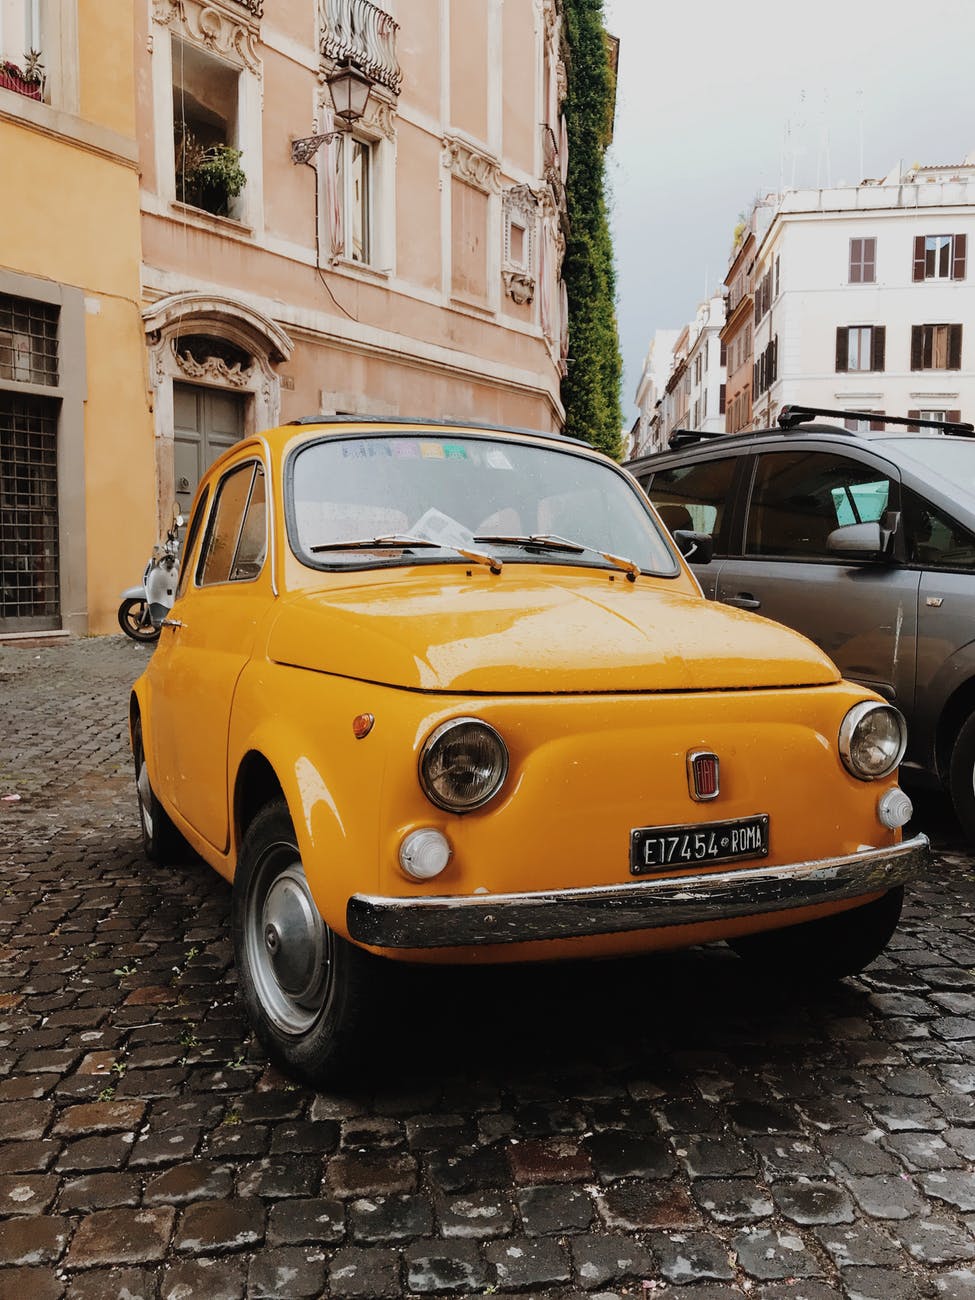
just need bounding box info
[723,594,761,610]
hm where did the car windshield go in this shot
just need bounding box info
[288,433,679,575]
[886,439,975,503]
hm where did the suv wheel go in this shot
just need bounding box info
[948,712,975,844]
[728,887,903,981]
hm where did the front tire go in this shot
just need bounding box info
[231,800,380,1087]
[119,597,160,643]
[948,712,975,844]
[728,887,904,982]
[133,716,188,864]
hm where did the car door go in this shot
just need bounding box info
[714,446,920,709]
[150,457,270,853]
[641,453,743,599]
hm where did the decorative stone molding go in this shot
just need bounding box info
[441,136,502,195]
[542,0,560,41]
[151,0,261,73]
[502,270,535,306]
[144,293,294,363]
[174,344,255,387]
[502,184,540,305]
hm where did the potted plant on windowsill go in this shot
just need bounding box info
[175,129,246,218]
[0,49,44,101]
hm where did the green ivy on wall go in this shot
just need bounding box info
[561,0,622,459]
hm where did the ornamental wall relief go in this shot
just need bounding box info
[152,0,261,73]
[441,135,502,195]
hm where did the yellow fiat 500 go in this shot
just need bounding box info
[131,417,929,1084]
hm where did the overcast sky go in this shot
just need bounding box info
[601,0,975,422]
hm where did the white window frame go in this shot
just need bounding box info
[320,119,393,273]
[148,6,264,233]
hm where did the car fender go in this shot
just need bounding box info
[227,665,389,936]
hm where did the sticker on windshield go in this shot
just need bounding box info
[410,508,475,548]
[486,449,513,470]
[421,443,445,459]
[393,441,420,458]
[444,443,467,459]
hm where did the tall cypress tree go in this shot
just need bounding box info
[560,0,622,459]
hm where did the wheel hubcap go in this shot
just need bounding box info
[137,760,154,838]
[248,852,331,1035]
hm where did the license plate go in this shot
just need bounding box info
[630,814,769,875]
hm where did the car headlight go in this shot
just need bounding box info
[839,702,907,780]
[419,717,509,812]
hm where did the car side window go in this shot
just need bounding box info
[197,463,267,587]
[645,457,737,547]
[904,488,975,569]
[746,451,894,560]
[175,486,209,599]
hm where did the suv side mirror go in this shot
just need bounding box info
[827,521,886,559]
[673,529,714,565]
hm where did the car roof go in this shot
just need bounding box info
[284,413,594,450]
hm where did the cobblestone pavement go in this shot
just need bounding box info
[1,635,974,1300]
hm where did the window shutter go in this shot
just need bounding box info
[719,383,726,414]
[910,326,923,370]
[949,323,963,369]
[771,335,778,383]
[864,237,876,283]
[835,327,849,372]
[913,236,926,281]
[719,340,727,366]
[871,325,886,372]
[870,411,886,432]
[953,234,967,280]
[948,409,962,425]
[907,409,920,432]
[850,238,861,283]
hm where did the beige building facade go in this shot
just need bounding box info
[137,0,569,528]
[0,0,154,638]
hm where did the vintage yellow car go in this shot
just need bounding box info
[130,417,929,1084]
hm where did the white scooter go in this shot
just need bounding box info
[118,506,183,643]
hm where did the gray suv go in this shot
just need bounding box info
[627,406,975,838]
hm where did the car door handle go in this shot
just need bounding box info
[723,594,761,610]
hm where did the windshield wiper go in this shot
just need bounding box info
[474,533,587,553]
[309,535,502,575]
[473,533,640,582]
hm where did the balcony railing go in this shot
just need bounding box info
[320,0,401,95]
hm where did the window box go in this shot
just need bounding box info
[0,61,43,100]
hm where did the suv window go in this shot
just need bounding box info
[645,457,738,544]
[746,451,894,559]
[197,463,267,586]
[904,487,975,569]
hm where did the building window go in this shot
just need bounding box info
[172,36,244,219]
[911,323,963,371]
[0,293,58,385]
[0,0,44,100]
[913,234,967,281]
[907,408,962,430]
[843,410,886,432]
[849,237,876,284]
[336,135,372,264]
[836,325,885,373]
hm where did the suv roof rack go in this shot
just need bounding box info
[667,427,728,449]
[777,404,975,436]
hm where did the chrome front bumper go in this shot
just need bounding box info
[346,834,929,949]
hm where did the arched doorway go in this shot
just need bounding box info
[144,293,293,528]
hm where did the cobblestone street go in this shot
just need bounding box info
[0,634,974,1300]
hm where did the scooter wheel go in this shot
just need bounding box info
[118,597,160,643]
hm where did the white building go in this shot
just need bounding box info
[684,295,726,434]
[633,328,678,455]
[752,157,975,431]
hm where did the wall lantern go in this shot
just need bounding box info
[290,62,375,165]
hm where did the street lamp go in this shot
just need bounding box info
[290,62,375,165]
